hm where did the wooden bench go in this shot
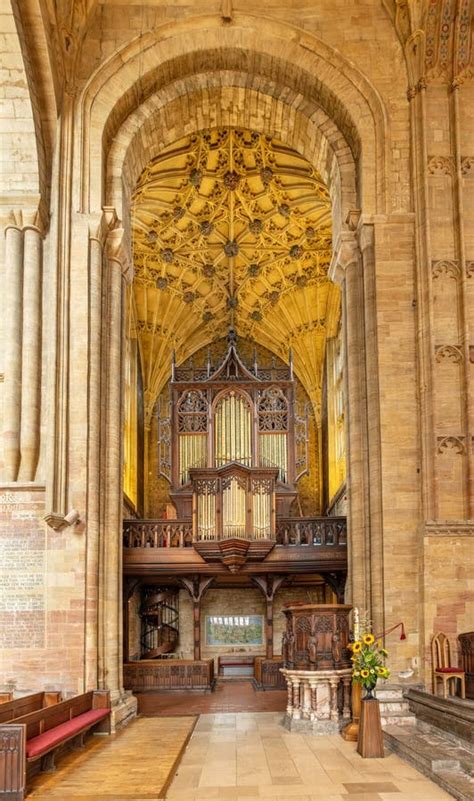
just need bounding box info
[218,654,257,677]
[0,695,13,705]
[0,690,111,800]
[0,691,62,724]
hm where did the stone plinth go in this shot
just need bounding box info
[281,668,352,734]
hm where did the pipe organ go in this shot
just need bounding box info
[169,333,305,540]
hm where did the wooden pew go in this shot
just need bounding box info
[0,692,62,724]
[0,695,13,705]
[0,690,111,800]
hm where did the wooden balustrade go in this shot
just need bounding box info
[123,520,193,549]
[275,517,346,546]
[123,516,347,549]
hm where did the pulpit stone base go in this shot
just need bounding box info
[281,668,352,736]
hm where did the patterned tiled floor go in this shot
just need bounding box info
[166,712,455,801]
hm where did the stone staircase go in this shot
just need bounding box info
[384,723,474,801]
[377,684,417,727]
[383,689,474,801]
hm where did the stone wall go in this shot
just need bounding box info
[0,488,86,695]
[423,534,474,672]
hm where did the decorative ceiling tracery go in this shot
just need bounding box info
[131,128,339,424]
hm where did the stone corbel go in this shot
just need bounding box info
[106,228,132,283]
[43,510,80,531]
[328,225,360,286]
[404,29,426,98]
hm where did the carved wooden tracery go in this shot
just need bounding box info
[169,335,304,532]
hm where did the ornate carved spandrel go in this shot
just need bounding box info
[427,156,456,176]
[437,435,466,455]
[177,390,209,433]
[432,259,460,280]
[257,387,289,431]
[435,345,463,363]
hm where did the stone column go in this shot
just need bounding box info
[292,678,301,718]
[330,229,370,612]
[2,218,23,482]
[105,258,123,696]
[329,678,339,722]
[286,676,293,715]
[18,219,43,481]
[85,224,104,690]
[342,676,352,719]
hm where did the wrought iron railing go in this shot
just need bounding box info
[123,516,346,548]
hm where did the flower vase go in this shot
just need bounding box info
[363,683,377,700]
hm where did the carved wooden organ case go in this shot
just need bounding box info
[166,335,306,540]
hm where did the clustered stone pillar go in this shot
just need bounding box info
[3,219,23,481]
[19,219,43,481]
[2,211,43,483]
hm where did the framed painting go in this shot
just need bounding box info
[205,614,264,646]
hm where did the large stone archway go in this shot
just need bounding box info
[58,17,420,716]
[6,3,472,716]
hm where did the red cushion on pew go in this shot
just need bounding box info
[26,708,110,758]
[435,667,464,674]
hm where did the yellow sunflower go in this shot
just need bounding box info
[363,633,375,646]
[352,641,362,653]
[360,669,370,678]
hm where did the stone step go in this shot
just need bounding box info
[379,700,410,713]
[384,723,474,801]
[376,688,406,701]
[380,711,417,727]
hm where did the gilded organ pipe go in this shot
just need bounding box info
[215,393,252,467]
[259,433,287,482]
[179,434,207,484]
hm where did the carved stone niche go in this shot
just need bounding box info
[282,604,352,671]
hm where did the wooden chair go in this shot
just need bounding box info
[431,632,466,699]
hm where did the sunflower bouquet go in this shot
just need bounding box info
[348,631,390,697]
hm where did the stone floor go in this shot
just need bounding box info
[23,704,457,800]
[166,712,456,801]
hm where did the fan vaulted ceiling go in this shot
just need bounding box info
[131,128,339,423]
